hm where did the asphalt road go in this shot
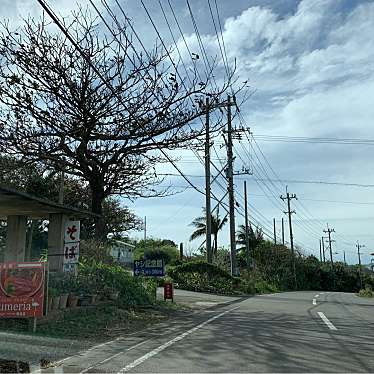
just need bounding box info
[36,291,374,373]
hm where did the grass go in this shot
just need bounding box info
[358,287,373,298]
[0,303,172,341]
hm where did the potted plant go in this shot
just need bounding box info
[67,292,79,308]
[49,288,60,311]
[65,275,79,308]
[59,292,69,309]
[108,287,120,301]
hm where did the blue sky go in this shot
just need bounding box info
[3,0,374,265]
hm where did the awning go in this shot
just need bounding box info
[0,185,97,219]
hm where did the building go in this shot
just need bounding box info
[110,240,135,265]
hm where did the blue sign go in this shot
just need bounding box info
[134,259,165,277]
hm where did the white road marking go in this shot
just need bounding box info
[117,306,240,373]
[80,339,150,373]
[312,299,317,305]
[318,312,337,331]
[315,294,319,298]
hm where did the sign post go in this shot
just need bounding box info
[164,282,174,302]
[133,259,165,277]
[134,259,165,302]
[0,262,46,320]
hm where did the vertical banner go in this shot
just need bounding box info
[0,262,46,318]
[64,221,80,243]
[63,221,80,273]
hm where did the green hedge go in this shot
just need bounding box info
[49,260,156,307]
[79,260,155,306]
[168,261,254,295]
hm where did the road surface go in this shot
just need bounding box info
[33,291,374,372]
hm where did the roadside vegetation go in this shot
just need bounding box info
[358,286,373,298]
[0,7,373,344]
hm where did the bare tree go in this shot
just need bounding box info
[0,11,235,239]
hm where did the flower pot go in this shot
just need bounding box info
[78,295,91,306]
[48,296,53,312]
[67,293,79,308]
[51,296,61,310]
[109,291,119,301]
[59,293,69,309]
[89,294,98,304]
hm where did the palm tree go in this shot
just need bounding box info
[189,208,228,257]
[237,224,264,251]
[236,224,264,268]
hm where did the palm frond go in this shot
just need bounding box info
[189,227,206,241]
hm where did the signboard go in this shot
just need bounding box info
[63,220,80,273]
[63,263,76,274]
[64,221,80,244]
[134,259,165,277]
[0,262,46,318]
[164,282,174,301]
[64,242,80,265]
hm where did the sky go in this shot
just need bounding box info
[2,0,374,265]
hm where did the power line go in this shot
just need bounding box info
[254,134,374,146]
[35,0,219,210]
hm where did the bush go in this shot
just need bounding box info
[134,239,180,265]
[79,259,155,306]
[168,261,245,295]
[255,279,279,294]
[359,286,373,298]
[80,239,114,265]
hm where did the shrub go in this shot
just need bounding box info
[48,260,155,306]
[255,279,279,294]
[168,261,243,295]
[359,286,373,298]
[80,239,114,265]
[78,259,155,306]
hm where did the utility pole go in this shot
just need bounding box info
[321,236,326,262]
[323,225,335,288]
[58,170,64,204]
[319,239,322,262]
[356,241,365,289]
[281,218,285,245]
[144,216,147,242]
[273,218,277,244]
[204,97,212,264]
[226,95,238,276]
[244,181,250,269]
[144,216,147,258]
[343,250,346,265]
[280,188,297,289]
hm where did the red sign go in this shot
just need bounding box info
[164,282,174,301]
[0,262,46,318]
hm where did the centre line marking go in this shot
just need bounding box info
[117,306,240,373]
[318,312,337,330]
[312,299,317,305]
[80,339,150,374]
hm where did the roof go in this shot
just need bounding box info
[112,240,135,249]
[0,185,97,219]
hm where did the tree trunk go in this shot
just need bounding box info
[214,232,218,257]
[91,186,106,241]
